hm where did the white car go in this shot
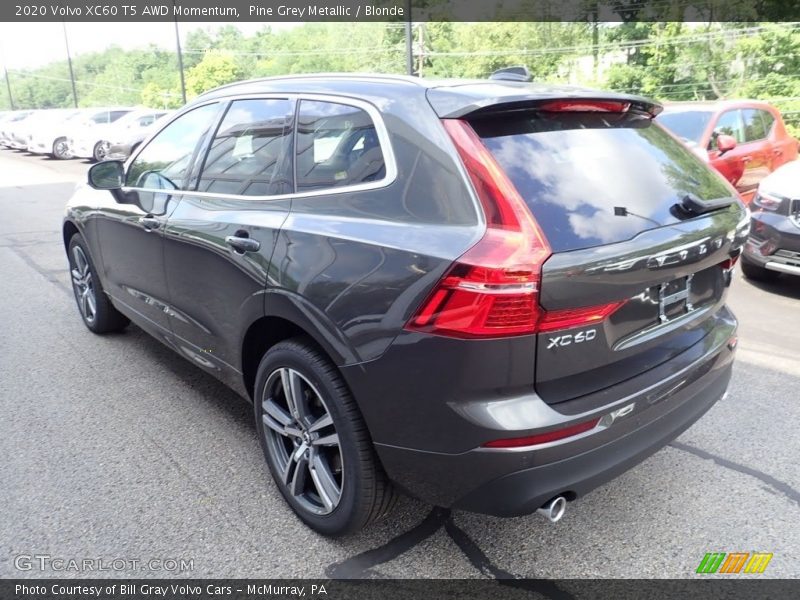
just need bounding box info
[69,108,165,162]
[25,109,86,158]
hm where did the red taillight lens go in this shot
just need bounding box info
[537,100,630,113]
[538,302,627,333]
[406,119,551,338]
[406,119,623,339]
[483,417,601,448]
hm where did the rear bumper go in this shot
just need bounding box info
[365,308,736,515]
[743,212,800,275]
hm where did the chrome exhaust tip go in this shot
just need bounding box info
[537,496,567,523]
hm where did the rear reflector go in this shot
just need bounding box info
[483,418,600,448]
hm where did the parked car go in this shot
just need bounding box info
[741,160,800,281]
[67,108,149,162]
[2,110,40,149]
[65,75,748,535]
[26,109,88,159]
[658,100,799,203]
[103,110,172,160]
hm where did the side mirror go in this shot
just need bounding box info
[88,160,124,190]
[716,134,737,155]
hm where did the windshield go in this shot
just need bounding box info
[657,110,714,144]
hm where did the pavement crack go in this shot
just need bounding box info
[6,245,71,295]
[325,507,450,578]
[444,519,575,599]
[671,441,800,508]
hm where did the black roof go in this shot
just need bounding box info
[196,73,662,118]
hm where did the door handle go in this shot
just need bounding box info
[225,235,261,253]
[741,155,752,163]
[139,216,160,230]
[773,148,783,155]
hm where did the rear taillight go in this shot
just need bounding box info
[405,119,622,339]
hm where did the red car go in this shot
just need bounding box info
[658,100,798,202]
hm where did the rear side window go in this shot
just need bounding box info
[295,100,386,192]
[198,98,294,196]
[471,111,732,252]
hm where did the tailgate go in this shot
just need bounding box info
[469,106,747,404]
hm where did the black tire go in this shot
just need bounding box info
[67,234,129,334]
[740,257,780,282]
[92,141,108,163]
[254,338,396,536]
[52,137,70,160]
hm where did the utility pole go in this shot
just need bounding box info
[404,0,413,76]
[417,23,425,77]
[2,63,13,110]
[62,22,78,107]
[173,3,187,104]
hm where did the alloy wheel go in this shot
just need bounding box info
[70,245,97,324]
[261,367,343,515]
[53,139,70,159]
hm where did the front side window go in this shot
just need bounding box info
[712,110,744,144]
[295,100,386,192]
[126,103,220,191]
[198,98,294,196]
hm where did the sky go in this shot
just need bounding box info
[0,22,296,71]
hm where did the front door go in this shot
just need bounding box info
[95,102,223,337]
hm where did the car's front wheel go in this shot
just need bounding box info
[68,234,129,333]
[254,339,396,536]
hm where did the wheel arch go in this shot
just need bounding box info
[240,299,359,402]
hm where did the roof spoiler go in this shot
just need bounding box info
[427,86,663,120]
[489,66,532,83]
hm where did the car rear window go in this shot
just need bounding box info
[470,111,732,252]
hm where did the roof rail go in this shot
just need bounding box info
[197,73,423,98]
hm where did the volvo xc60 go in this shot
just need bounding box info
[64,75,748,535]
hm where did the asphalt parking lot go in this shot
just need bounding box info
[1,149,799,581]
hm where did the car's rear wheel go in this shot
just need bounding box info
[741,256,780,282]
[68,234,129,333]
[254,339,396,536]
[92,141,108,162]
[52,137,70,159]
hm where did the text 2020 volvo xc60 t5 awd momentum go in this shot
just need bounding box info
[64,75,748,535]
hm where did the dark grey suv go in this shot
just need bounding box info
[64,75,748,535]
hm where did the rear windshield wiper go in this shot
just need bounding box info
[676,193,736,216]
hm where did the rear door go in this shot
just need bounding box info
[470,107,746,405]
[161,97,295,384]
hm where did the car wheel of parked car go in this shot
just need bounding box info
[254,339,396,536]
[740,257,780,282]
[52,137,70,160]
[68,235,129,333]
[92,142,108,162]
